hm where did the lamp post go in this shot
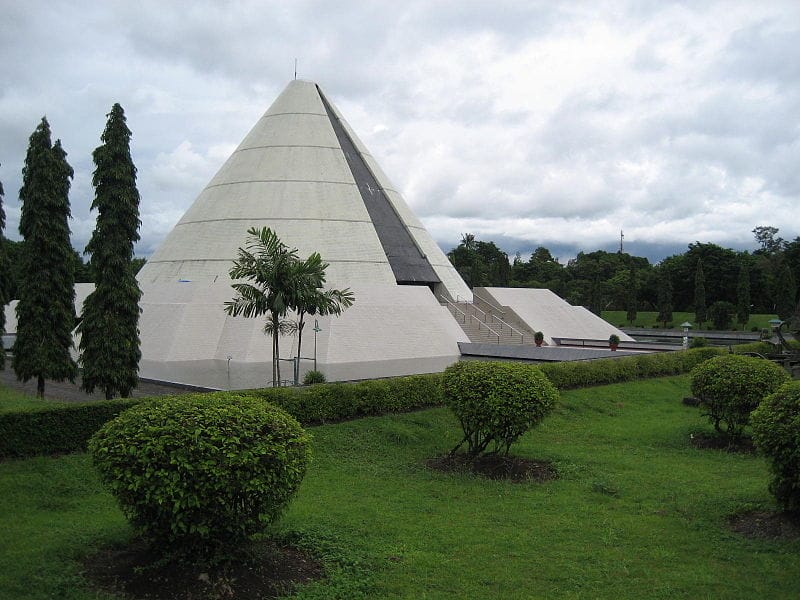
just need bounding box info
[313,319,321,371]
[681,322,692,350]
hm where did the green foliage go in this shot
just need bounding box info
[689,336,709,348]
[775,262,797,321]
[442,361,558,456]
[656,269,673,327]
[625,263,638,324]
[694,259,706,326]
[447,233,511,287]
[708,300,735,329]
[537,347,724,389]
[78,104,142,399]
[0,399,137,458]
[609,334,620,346]
[751,382,800,512]
[690,354,790,441]
[534,330,544,344]
[226,227,353,386]
[303,369,327,385]
[89,395,311,557]
[13,118,77,396]
[736,261,751,326]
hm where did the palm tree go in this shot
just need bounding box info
[291,254,354,382]
[225,227,315,386]
[225,227,355,386]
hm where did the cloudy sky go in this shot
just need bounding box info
[1,0,798,264]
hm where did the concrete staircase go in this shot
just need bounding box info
[441,297,527,345]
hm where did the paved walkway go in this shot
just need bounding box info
[0,367,207,403]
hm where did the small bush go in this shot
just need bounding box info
[751,382,800,513]
[690,354,790,441]
[689,336,709,348]
[303,370,327,385]
[89,395,312,558]
[443,361,558,457]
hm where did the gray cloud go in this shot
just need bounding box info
[1,0,799,266]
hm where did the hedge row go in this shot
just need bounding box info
[1,348,727,458]
[0,374,444,459]
[213,373,445,425]
[0,399,138,458]
[537,347,726,389]
[730,340,800,355]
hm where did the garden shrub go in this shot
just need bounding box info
[303,370,326,385]
[443,361,558,457]
[0,399,138,458]
[89,394,312,558]
[690,354,790,442]
[751,382,800,513]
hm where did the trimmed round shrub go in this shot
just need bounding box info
[751,382,800,513]
[89,394,312,556]
[443,361,558,457]
[690,354,790,441]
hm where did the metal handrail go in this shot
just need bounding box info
[441,295,501,343]
[463,297,525,343]
[473,291,505,316]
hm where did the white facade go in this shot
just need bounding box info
[136,80,470,388]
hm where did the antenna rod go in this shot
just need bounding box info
[294,58,297,80]
[619,230,624,253]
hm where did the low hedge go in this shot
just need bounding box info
[0,374,443,458]
[1,349,727,458]
[537,347,725,389]
[0,399,139,458]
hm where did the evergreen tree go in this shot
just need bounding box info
[694,259,706,327]
[736,261,751,327]
[13,118,77,397]
[775,262,797,321]
[78,104,142,398]
[626,263,637,325]
[0,163,6,369]
[656,269,673,328]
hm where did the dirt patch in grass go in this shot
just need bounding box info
[729,510,800,540]
[689,431,755,453]
[82,538,324,600]
[427,454,558,483]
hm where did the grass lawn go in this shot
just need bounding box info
[602,310,777,331]
[2,375,798,599]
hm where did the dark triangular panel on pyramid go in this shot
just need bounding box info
[316,85,440,286]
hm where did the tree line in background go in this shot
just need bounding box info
[0,105,142,398]
[447,226,800,330]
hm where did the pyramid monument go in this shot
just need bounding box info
[135,80,471,388]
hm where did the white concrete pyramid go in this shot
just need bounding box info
[138,80,470,299]
[136,80,469,389]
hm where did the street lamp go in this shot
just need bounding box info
[681,322,692,350]
[313,319,322,371]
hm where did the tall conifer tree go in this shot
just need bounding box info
[78,104,142,398]
[694,259,706,327]
[736,261,751,327]
[13,118,77,397]
[657,270,673,328]
[625,263,637,325]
